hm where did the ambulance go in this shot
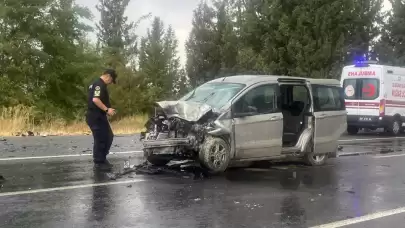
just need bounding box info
[340,60,405,135]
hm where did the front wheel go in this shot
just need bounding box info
[199,136,231,174]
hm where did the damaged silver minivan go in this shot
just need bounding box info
[140,75,347,174]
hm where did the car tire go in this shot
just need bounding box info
[144,149,171,166]
[347,126,358,135]
[199,136,231,174]
[388,118,401,136]
[303,141,327,166]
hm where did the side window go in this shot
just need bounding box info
[313,85,345,112]
[292,85,309,103]
[233,84,279,116]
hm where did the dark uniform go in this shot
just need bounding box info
[86,77,114,165]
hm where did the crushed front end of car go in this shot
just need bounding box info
[140,100,232,173]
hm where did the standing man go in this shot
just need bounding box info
[86,69,117,170]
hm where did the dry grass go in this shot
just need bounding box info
[0,105,148,136]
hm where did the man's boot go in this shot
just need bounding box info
[94,161,113,171]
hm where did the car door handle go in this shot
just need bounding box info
[318,114,327,119]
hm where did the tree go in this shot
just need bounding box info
[213,0,238,76]
[0,0,99,120]
[374,0,405,65]
[186,1,218,86]
[345,0,385,63]
[96,0,150,67]
[138,17,182,110]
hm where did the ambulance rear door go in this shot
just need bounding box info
[341,64,383,118]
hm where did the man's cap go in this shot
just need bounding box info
[103,68,117,84]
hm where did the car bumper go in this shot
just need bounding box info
[142,138,191,149]
[347,115,393,128]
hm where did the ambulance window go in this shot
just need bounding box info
[360,79,379,100]
[343,79,357,99]
[343,78,379,100]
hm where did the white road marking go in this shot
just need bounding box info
[309,207,405,228]
[0,179,145,197]
[374,153,405,158]
[0,150,143,161]
[1,136,404,161]
[338,136,405,142]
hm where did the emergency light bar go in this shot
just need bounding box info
[354,60,378,67]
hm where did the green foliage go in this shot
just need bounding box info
[0,0,402,124]
[138,17,183,110]
[374,0,405,65]
[0,0,99,120]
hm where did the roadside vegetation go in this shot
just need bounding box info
[0,0,403,136]
[0,106,148,136]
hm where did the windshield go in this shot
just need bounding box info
[342,78,379,100]
[179,82,245,109]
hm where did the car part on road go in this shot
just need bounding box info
[107,160,210,181]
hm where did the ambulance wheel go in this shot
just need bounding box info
[388,118,401,136]
[347,126,359,135]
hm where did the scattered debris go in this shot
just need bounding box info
[337,145,343,151]
[106,173,117,180]
[346,190,355,194]
[194,198,201,202]
[127,184,132,188]
[245,203,263,209]
[0,137,6,142]
[106,159,211,181]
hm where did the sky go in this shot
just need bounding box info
[77,0,392,67]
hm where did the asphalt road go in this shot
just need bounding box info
[2,132,405,227]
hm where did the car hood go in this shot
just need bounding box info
[155,101,214,122]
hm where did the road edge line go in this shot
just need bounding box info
[309,207,405,228]
[0,179,145,197]
[0,150,143,161]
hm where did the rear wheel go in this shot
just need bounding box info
[303,141,327,166]
[347,126,359,135]
[305,154,327,166]
[199,136,231,174]
[387,118,401,136]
